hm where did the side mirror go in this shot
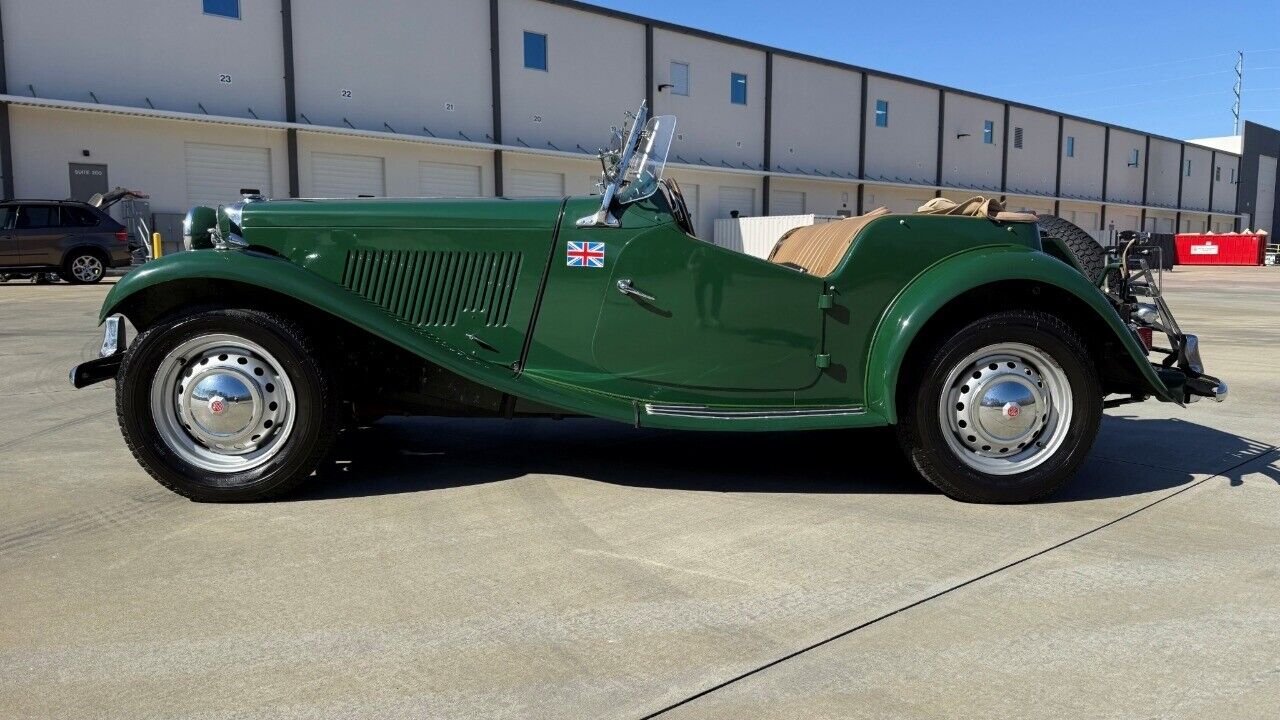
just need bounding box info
[183,206,218,250]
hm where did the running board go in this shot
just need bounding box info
[642,403,865,420]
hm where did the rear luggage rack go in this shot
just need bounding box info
[1106,236,1226,403]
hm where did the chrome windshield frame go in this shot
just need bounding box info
[576,102,649,229]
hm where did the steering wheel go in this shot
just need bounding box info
[663,178,697,238]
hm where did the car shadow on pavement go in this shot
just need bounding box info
[290,414,1277,503]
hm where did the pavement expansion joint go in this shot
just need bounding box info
[638,448,1276,719]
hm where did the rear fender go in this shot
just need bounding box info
[864,247,1173,422]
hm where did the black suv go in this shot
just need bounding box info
[0,200,132,284]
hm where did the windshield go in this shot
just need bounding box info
[616,115,676,205]
[577,103,678,228]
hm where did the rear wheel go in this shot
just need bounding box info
[897,310,1102,503]
[64,250,106,284]
[116,308,339,502]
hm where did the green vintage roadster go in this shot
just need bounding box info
[71,103,1225,503]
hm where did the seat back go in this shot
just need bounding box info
[766,207,890,277]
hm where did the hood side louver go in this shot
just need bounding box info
[341,249,523,328]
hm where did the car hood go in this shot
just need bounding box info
[237,196,566,231]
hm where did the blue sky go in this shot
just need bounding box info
[593,0,1280,140]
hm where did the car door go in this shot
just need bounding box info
[591,224,826,392]
[14,204,66,267]
[0,206,17,265]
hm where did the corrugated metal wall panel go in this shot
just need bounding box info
[713,214,816,259]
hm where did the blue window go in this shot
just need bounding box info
[202,0,240,19]
[1130,148,1141,166]
[983,120,994,144]
[1066,136,1075,157]
[730,73,748,105]
[875,99,888,127]
[523,31,548,71]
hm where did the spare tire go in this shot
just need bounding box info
[1036,215,1106,283]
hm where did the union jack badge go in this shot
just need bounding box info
[566,241,606,268]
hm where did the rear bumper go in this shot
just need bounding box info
[109,248,133,268]
[1152,334,1227,404]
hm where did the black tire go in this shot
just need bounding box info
[116,308,340,502]
[63,249,106,284]
[897,310,1103,503]
[1036,215,1105,283]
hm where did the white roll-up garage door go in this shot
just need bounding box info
[185,142,272,207]
[770,190,806,216]
[1256,155,1276,234]
[311,152,385,198]
[505,169,564,197]
[718,186,755,218]
[1114,214,1140,232]
[420,161,483,197]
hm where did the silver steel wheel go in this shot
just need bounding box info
[938,342,1073,476]
[70,254,104,282]
[148,333,297,473]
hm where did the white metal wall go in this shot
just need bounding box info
[1004,106,1057,195]
[940,93,1003,190]
[1059,119,1106,200]
[863,77,938,184]
[1212,154,1240,213]
[1181,145,1213,210]
[652,29,766,169]
[292,0,492,138]
[1146,139,1182,208]
[9,105,290,212]
[770,56,860,176]
[1105,128,1145,204]
[3,0,286,119]
[501,0,645,154]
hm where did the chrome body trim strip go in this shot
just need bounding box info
[643,403,865,419]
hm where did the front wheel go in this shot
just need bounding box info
[897,310,1103,503]
[116,308,339,501]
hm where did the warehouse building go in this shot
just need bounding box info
[0,0,1271,244]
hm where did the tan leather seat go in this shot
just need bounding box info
[767,207,890,277]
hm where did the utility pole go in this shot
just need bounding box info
[1233,50,1244,135]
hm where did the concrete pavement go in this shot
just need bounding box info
[1,267,1277,719]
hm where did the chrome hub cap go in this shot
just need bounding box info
[150,334,296,473]
[939,342,1072,475]
[71,255,103,281]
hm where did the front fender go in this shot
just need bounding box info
[101,249,638,425]
[864,247,1173,422]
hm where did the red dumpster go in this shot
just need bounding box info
[1174,233,1266,266]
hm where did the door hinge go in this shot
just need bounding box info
[815,353,831,369]
[818,292,834,309]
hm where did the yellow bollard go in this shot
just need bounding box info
[152,232,163,259]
